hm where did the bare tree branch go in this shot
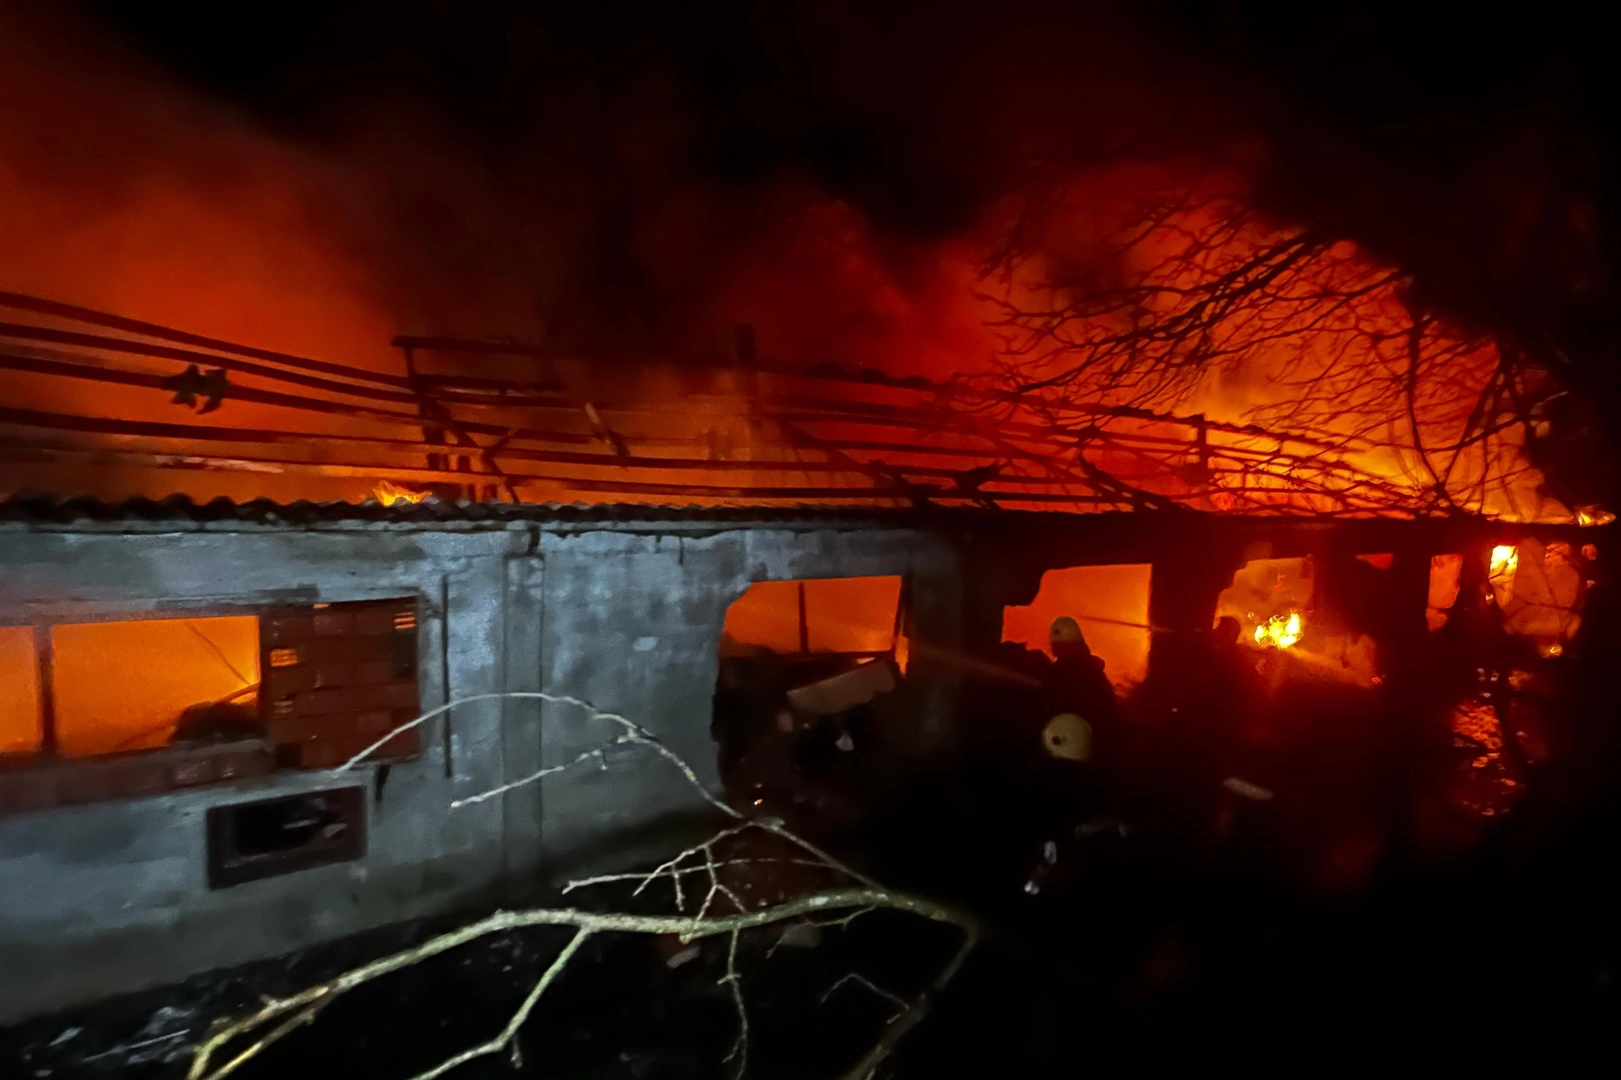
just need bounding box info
[188,691,979,1080]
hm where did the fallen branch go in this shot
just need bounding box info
[187,691,978,1080]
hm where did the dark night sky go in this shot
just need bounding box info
[55,0,1621,389]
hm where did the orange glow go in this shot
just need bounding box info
[51,615,259,756]
[372,480,430,506]
[0,10,1573,519]
[0,626,42,755]
[1446,699,1523,818]
[721,577,903,656]
[1001,564,1152,690]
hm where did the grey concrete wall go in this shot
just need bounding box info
[0,519,961,1023]
[0,527,518,1023]
[533,527,960,874]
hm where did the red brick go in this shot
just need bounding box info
[292,685,356,716]
[299,635,406,664]
[287,729,418,769]
[291,741,351,770]
[265,667,318,697]
[262,615,316,646]
[353,659,396,685]
[313,663,358,688]
[354,608,409,636]
[270,710,403,745]
[267,713,364,744]
[290,680,418,717]
[378,682,420,710]
[312,609,355,636]
[355,709,396,736]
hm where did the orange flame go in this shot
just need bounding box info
[1488,545,1519,606]
[1253,611,1304,649]
[372,480,429,506]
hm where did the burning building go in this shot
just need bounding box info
[0,292,1605,1027]
[0,3,1614,1054]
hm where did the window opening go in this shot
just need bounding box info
[1214,556,1315,651]
[1487,539,1589,657]
[713,576,910,819]
[0,627,42,757]
[0,598,421,816]
[1002,564,1152,691]
[52,615,261,758]
[721,576,905,658]
[1428,553,1464,631]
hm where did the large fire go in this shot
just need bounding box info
[0,6,1594,520]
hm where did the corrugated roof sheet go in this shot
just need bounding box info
[0,493,1032,528]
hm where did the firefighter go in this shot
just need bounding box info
[1019,617,1124,898]
[1046,616,1121,747]
[1203,616,1274,851]
[1045,615,1123,814]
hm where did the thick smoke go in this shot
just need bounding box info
[4,0,1601,513]
[3,1,1227,375]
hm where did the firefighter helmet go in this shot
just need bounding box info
[1041,712,1093,761]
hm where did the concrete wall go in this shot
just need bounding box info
[0,518,959,1023]
[534,527,961,873]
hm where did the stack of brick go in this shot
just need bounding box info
[260,598,423,769]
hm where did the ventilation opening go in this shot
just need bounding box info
[207,787,366,888]
[1001,565,1151,691]
[52,615,262,757]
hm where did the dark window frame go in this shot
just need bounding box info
[207,786,368,888]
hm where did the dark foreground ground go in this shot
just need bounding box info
[6,769,1621,1080]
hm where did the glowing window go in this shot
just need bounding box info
[1428,553,1463,631]
[51,616,261,757]
[721,576,903,657]
[0,627,42,757]
[1492,539,1587,656]
[1002,564,1151,690]
[1214,556,1315,650]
